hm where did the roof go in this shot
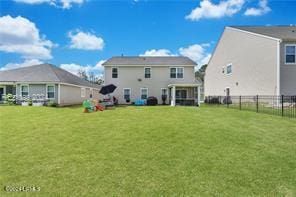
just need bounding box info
[230,26,296,41]
[0,64,100,89]
[102,56,197,66]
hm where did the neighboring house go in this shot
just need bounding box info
[205,26,296,97]
[0,64,101,106]
[102,56,201,106]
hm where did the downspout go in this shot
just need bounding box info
[276,40,281,96]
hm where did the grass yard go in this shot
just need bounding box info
[0,105,295,196]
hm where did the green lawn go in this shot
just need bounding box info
[0,105,295,196]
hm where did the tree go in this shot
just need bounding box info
[195,64,207,82]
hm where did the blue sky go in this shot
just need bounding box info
[0,0,295,76]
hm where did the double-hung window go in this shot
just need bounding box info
[170,67,183,78]
[123,88,131,101]
[81,88,86,97]
[46,85,55,99]
[112,67,118,78]
[161,88,167,97]
[144,67,151,78]
[21,85,29,97]
[285,45,296,64]
[141,88,148,100]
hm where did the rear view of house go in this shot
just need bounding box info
[103,56,201,106]
[0,64,101,106]
[205,26,296,97]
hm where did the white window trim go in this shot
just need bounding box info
[112,67,118,78]
[46,84,55,99]
[0,85,6,96]
[140,88,148,99]
[81,87,86,98]
[170,67,184,79]
[123,88,131,100]
[20,84,29,97]
[226,63,232,75]
[144,67,151,78]
[285,44,296,65]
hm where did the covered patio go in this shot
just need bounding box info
[168,83,201,106]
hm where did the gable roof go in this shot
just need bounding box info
[230,26,296,41]
[102,56,197,66]
[0,64,100,89]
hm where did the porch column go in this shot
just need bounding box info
[171,86,176,106]
[197,86,201,106]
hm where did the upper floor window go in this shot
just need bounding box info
[285,45,296,64]
[170,67,183,78]
[21,85,29,97]
[46,85,55,99]
[141,88,148,100]
[226,64,232,74]
[144,67,151,78]
[112,67,118,78]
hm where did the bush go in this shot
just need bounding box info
[47,101,58,107]
[205,96,221,104]
[3,94,16,105]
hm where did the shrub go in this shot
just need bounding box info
[47,101,58,107]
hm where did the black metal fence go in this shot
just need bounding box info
[205,95,296,118]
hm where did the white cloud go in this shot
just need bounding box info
[140,43,211,68]
[179,44,211,67]
[139,49,176,56]
[0,15,54,60]
[1,59,43,71]
[13,0,84,9]
[186,0,245,21]
[60,60,106,76]
[68,30,104,50]
[244,0,271,16]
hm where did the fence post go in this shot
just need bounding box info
[281,95,284,117]
[227,96,229,108]
[256,95,259,113]
[239,96,241,110]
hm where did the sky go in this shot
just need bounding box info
[0,0,296,77]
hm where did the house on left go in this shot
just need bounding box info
[0,64,101,106]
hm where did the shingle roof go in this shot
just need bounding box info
[0,64,100,89]
[230,26,296,41]
[102,56,197,66]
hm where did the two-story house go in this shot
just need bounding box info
[102,56,200,106]
[205,26,296,97]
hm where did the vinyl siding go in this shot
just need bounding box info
[59,84,101,106]
[104,65,196,104]
[205,27,279,96]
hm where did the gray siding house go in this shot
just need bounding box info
[102,56,200,106]
[0,64,101,106]
[205,26,296,96]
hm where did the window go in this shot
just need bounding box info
[46,85,55,99]
[20,85,29,97]
[170,67,183,78]
[141,88,148,100]
[226,64,232,74]
[123,88,131,101]
[161,88,167,97]
[144,67,151,78]
[285,45,296,64]
[81,88,86,97]
[112,67,118,78]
